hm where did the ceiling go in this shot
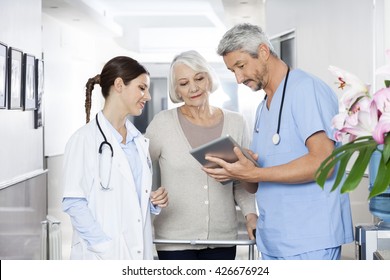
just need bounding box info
[42,0,266,62]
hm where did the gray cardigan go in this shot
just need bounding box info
[145,108,257,251]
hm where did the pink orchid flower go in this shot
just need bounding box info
[348,98,377,136]
[371,87,390,143]
[328,65,370,109]
[373,112,390,144]
[332,112,350,141]
[332,96,378,141]
[373,87,390,114]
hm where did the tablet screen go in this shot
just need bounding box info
[189,135,259,168]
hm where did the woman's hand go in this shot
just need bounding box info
[245,213,258,240]
[150,186,169,208]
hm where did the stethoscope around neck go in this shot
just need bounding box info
[254,67,290,145]
[96,113,114,190]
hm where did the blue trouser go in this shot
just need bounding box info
[261,246,341,260]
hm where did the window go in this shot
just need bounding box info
[270,30,296,68]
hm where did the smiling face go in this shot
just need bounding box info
[223,47,269,92]
[121,73,151,116]
[173,63,211,106]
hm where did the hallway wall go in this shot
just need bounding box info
[0,0,46,260]
[0,0,43,182]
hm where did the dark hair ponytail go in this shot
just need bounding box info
[85,74,100,123]
[84,56,149,123]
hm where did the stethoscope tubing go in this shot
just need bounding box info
[96,113,114,156]
[275,67,290,140]
[254,67,290,146]
[96,113,114,190]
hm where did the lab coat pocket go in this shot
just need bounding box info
[88,239,115,260]
[70,241,84,259]
[119,234,132,259]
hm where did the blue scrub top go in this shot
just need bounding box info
[251,69,354,257]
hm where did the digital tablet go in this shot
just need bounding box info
[189,135,259,168]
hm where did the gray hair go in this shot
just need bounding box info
[217,23,276,58]
[168,50,219,103]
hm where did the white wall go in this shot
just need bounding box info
[0,0,47,260]
[266,0,374,86]
[0,0,43,183]
[42,14,103,157]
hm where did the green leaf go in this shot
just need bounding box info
[331,151,353,192]
[383,133,390,164]
[368,156,390,199]
[315,156,339,189]
[340,145,377,193]
[315,147,352,188]
[385,80,390,88]
[315,136,379,193]
[330,137,376,154]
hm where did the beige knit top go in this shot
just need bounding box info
[145,108,257,251]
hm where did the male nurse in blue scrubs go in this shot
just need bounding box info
[203,23,354,260]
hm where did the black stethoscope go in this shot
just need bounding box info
[96,113,114,190]
[254,67,290,145]
[95,113,153,190]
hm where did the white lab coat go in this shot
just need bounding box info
[62,111,154,260]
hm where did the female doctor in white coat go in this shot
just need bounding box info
[62,56,168,260]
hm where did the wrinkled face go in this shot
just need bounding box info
[122,73,151,116]
[223,49,268,92]
[173,63,211,106]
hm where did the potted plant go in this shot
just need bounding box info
[315,51,390,202]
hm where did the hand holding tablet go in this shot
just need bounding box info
[189,135,259,168]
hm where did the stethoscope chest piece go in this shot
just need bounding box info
[272,133,280,145]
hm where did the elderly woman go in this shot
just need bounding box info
[145,50,257,260]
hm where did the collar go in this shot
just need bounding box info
[100,113,141,145]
